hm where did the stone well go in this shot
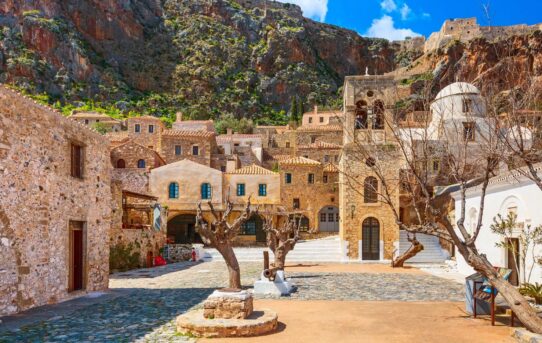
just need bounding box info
[176,289,278,338]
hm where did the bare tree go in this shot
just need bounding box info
[339,76,542,331]
[195,197,257,289]
[262,212,304,271]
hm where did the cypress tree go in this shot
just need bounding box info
[290,96,298,122]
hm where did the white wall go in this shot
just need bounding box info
[454,178,542,283]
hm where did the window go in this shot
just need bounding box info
[237,183,246,196]
[320,213,327,222]
[148,125,154,133]
[463,122,476,142]
[285,141,290,148]
[319,116,324,123]
[192,145,199,156]
[201,183,212,199]
[293,198,300,209]
[328,213,335,222]
[311,136,316,143]
[323,175,328,183]
[135,124,141,133]
[220,166,226,172]
[308,117,313,124]
[258,184,267,196]
[308,173,315,184]
[116,159,126,169]
[175,145,182,155]
[137,159,146,169]
[324,155,329,163]
[372,100,385,130]
[70,143,83,178]
[169,182,179,199]
[366,157,376,167]
[84,119,89,124]
[462,99,473,113]
[364,176,378,203]
[241,221,256,235]
[432,159,441,172]
[285,173,292,184]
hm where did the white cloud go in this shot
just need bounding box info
[276,0,329,22]
[380,0,397,12]
[365,15,421,41]
[400,4,411,20]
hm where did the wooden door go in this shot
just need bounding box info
[507,238,520,286]
[362,217,380,260]
[70,221,84,292]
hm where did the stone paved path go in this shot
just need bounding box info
[0,262,465,342]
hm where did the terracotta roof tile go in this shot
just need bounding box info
[323,163,340,173]
[227,164,277,175]
[269,154,295,162]
[297,141,342,149]
[162,129,215,138]
[129,115,162,122]
[295,124,343,132]
[69,112,120,121]
[279,156,321,166]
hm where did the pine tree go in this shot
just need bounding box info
[290,96,298,122]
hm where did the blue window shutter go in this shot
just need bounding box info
[201,183,211,199]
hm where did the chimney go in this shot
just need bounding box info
[175,112,183,122]
[226,128,233,135]
[226,158,238,173]
[314,105,318,114]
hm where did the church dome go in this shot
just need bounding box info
[434,82,480,101]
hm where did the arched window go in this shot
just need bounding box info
[116,159,126,169]
[169,182,179,199]
[364,176,378,203]
[355,100,368,129]
[137,159,146,169]
[373,100,385,130]
[201,183,212,200]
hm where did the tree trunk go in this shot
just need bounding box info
[218,244,241,289]
[463,245,542,333]
[274,248,287,270]
[392,239,424,268]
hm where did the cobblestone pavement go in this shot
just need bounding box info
[0,262,465,342]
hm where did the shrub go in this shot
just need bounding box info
[109,242,141,272]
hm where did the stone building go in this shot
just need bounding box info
[339,75,403,261]
[0,86,111,316]
[126,115,164,152]
[224,164,281,243]
[279,157,340,234]
[161,129,217,166]
[110,141,166,170]
[68,111,123,132]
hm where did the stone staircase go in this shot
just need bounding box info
[398,231,450,263]
[203,236,342,262]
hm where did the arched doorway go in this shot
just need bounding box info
[318,206,339,232]
[116,159,126,168]
[289,214,310,232]
[167,214,203,244]
[241,214,266,242]
[362,217,380,260]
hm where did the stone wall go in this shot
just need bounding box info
[339,144,401,260]
[111,169,149,194]
[296,147,342,164]
[0,86,111,316]
[279,163,339,232]
[110,141,165,170]
[160,133,214,166]
[110,182,167,270]
[126,116,164,152]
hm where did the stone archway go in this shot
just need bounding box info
[362,217,380,260]
[318,206,339,232]
[167,214,203,244]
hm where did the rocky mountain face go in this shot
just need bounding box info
[397,32,542,102]
[1,0,540,124]
[0,0,408,123]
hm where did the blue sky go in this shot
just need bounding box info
[277,0,542,40]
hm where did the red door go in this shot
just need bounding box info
[70,224,84,292]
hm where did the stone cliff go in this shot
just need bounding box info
[0,0,405,123]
